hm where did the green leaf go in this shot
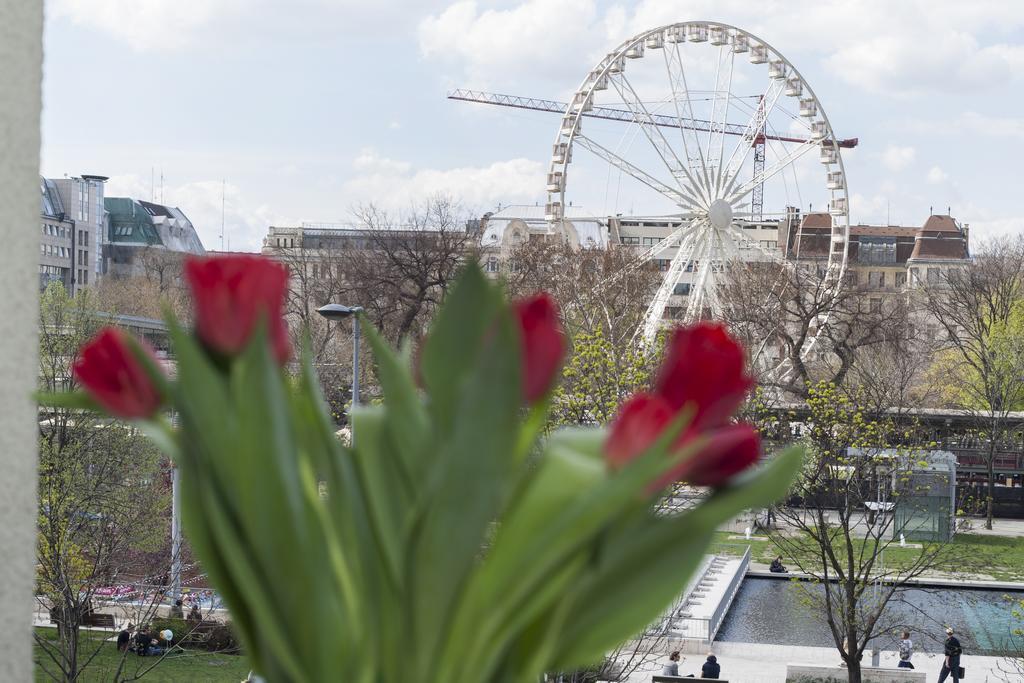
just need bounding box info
[360,319,429,485]
[419,264,504,433]
[34,390,99,412]
[412,303,523,678]
[550,445,804,667]
[348,405,407,584]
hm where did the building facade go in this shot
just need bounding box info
[38,174,108,294]
[104,197,205,278]
[39,178,75,293]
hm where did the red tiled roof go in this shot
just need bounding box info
[800,212,832,229]
[850,225,917,237]
[921,215,961,233]
[910,237,968,261]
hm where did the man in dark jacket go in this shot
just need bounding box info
[701,653,720,679]
[938,627,962,682]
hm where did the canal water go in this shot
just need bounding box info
[717,577,1024,656]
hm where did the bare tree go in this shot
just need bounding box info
[95,248,191,322]
[35,283,170,682]
[719,262,906,397]
[272,239,353,420]
[503,240,661,349]
[342,196,475,343]
[769,382,977,683]
[922,235,1024,529]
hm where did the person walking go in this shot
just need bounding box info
[938,627,962,683]
[701,652,721,679]
[897,630,914,669]
[662,650,681,677]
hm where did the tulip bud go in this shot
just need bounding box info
[185,255,291,364]
[512,293,566,403]
[73,327,164,419]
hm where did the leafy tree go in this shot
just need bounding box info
[35,283,170,682]
[922,235,1024,528]
[550,327,653,428]
[769,382,975,683]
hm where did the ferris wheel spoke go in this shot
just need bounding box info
[719,79,786,197]
[685,233,717,321]
[630,218,704,263]
[665,40,715,203]
[706,44,736,193]
[726,139,817,204]
[574,134,704,211]
[661,44,702,194]
[639,221,709,344]
[608,72,706,205]
[725,223,793,269]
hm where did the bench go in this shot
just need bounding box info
[82,612,116,629]
[652,677,727,682]
[48,610,115,629]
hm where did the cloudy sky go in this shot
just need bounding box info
[42,0,1024,251]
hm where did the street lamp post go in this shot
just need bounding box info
[317,304,364,444]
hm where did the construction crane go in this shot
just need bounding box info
[447,88,858,220]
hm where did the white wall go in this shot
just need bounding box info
[0,0,43,679]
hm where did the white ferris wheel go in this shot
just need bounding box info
[541,21,853,361]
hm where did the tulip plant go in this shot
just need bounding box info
[45,255,800,682]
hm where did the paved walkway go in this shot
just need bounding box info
[625,642,1013,682]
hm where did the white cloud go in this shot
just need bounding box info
[50,0,424,52]
[50,0,238,51]
[105,174,289,251]
[418,0,599,87]
[880,145,916,171]
[926,166,949,184]
[420,0,1024,96]
[959,111,1024,140]
[340,149,545,210]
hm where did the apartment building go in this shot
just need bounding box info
[37,175,107,295]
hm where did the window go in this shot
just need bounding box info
[484,257,499,273]
[642,236,661,247]
[927,267,941,284]
[655,259,670,272]
[673,282,691,296]
[869,298,882,314]
[620,236,640,245]
[759,240,778,250]
[845,270,859,285]
[896,272,906,287]
[858,237,897,264]
[868,271,884,288]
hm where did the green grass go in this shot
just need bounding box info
[34,627,252,682]
[708,529,1024,582]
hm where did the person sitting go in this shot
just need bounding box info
[770,556,788,573]
[187,602,202,623]
[701,653,721,679]
[116,623,133,652]
[133,627,152,656]
[662,650,681,676]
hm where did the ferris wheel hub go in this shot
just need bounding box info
[708,198,734,230]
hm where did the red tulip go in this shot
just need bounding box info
[654,323,754,430]
[184,255,291,365]
[604,393,673,471]
[512,293,566,403]
[73,327,164,419]
[671,424,761,487]
[604,322,760,488]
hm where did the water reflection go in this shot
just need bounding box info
[717,577,1024,656]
